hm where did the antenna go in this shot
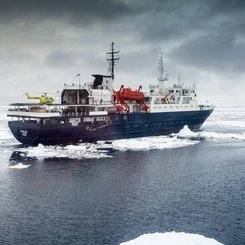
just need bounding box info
[158,52,168,81]
[107,42,119,80]
[76,74,81,89]
[158,52,164,83]
[158,52,168,88]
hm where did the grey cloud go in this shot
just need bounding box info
[0,50,36,64]
[207,0,245,16]
[131,0,245,44]
[0,0,134,25]
[1,0,245,106]
[119,48,161,76]
[1,0,245,41]
[46,51,82,67]
[169,34,245,73]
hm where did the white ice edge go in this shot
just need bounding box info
[120,232,223,245]
[9,163,31,169]
[176,126,245,141]
[22,143,112,160]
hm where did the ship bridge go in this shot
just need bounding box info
[61,89,89,105]
[92,74,112,90]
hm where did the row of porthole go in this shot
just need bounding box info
[123,121,188,128]
[153,106,194,109]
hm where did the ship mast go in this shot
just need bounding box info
[158,52,167,88]
[107,42,119,80]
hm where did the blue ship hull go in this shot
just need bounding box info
[8,109,213,145]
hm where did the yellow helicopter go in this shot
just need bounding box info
[25,92,54,104]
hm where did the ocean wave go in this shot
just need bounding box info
[120,232,223,245]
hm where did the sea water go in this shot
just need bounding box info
[0,106,244,245]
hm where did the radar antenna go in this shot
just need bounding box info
[158,52,164,82]
[158,52,168,88]
[107,42,119,80]
[178,73,181,85]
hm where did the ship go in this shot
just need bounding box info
[7,43,214,145]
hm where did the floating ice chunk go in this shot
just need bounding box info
[112,135,198,151]
[65,145,87,151]
[9,163,31,169]
[175,125,203,140]
[25,144,62,158]
[21,143,110,160]
[176,126,245,141]
[178,125,198,136]
[120,232,223,245]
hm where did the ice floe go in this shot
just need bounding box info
[174,126,245,141]
[111,134,198,151]
[9,163,31,169]
[120,232,223,245]
[21,143,111,160]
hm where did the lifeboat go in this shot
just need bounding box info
[116,85,144,102]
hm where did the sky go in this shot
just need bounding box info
[0,0,245,106]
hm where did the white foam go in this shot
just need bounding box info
[21,143,111,159]
[120,232,223,245]
[17,135,199,160]
[175,126,245,141]
[19,125,245,160]
[9,163,31,169]
[176,125,201,138]
[112,135,198,151]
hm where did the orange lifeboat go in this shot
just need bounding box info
[117,85,144,102]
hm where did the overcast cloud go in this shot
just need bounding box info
[0,0,244,105]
